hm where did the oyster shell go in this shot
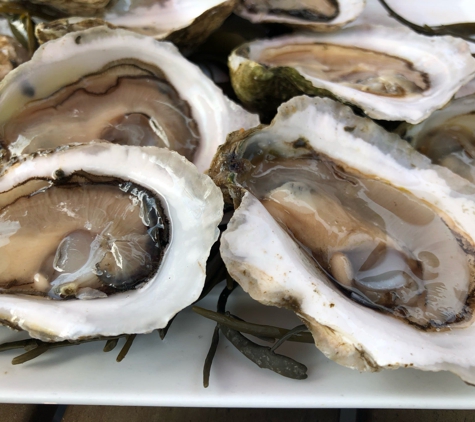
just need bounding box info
[228,25,475,123]
[34,0,237,49]
[105,0,236,41]
[375,0,475,55]
[0,142,223,342]
[0,35,28,81]
[28,0,109,16]
[234,0,365,31]
[456,77,475,99]
[35,17,116,45]
[0,27,258,172]
[398,94,475,183]
[209,95,475,383]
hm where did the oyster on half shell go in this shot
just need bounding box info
[34,0,237,49]
[398,95,475,184]
[229,25,475,123]
[0,142,223,342]
[0,27,258,172]
[209,95,475,384]
[234,0,365,31]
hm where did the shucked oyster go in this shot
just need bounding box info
[209,95,475,383]
[235,0,365,31]
[229,25,475,123]
[398,95,475,184]
[34,0,237,49]
[0,27,258,172]
[0,142,223,341]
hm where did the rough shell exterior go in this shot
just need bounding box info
[29,0,109,16]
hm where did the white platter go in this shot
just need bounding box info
[0,288,474,408]
[1,0,475,409]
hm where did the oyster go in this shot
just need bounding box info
[398,94,475,183]
[34,0,237,49]
[229,25,475,123]
[0,27,258,172]
[35,17,116,45]
[28,0,109,16]
[105,0,236,42]
[0,142,223,341]
[209,95,475,384]
[375,0,475,55]
[234,0,365,31]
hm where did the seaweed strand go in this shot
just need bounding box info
[116,334,136,362]
[193,306,313,344]
[219,324,307,380]
[200,277,309,385]
[12,343,50,365]
[270,325,308,352]
[103,338,119,353]
[203,325,220,388]
[0,335,127,365]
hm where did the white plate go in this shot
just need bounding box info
[0,288,474,408]
[1,0,475,409]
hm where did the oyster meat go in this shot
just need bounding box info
[0,27,258,172]
[0,142,223,341]
[209,95,475,383]
[229,25,475,123]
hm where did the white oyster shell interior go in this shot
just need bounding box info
[220,96,475,384]
[230,25,475,123]
[0,143,223,342]
[105,0,232,38]
[0,27,258,172]
[352,0,475,55]
[377,0,475,27]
